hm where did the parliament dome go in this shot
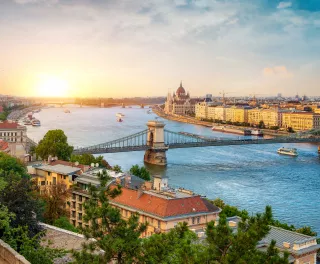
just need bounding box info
[176,81,186,95]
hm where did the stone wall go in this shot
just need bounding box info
[0,239,30,264]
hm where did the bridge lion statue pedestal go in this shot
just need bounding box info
[144,120,168,166]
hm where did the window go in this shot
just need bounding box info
[72,193,76,200]
[78,196,82,202]
[78,223,82,227]
[158,220,161,228]
[192,217,195,225]
[79,204,82,211]
[53,177,56,185]
[72,202,76,209]
[78,213,82,221]
[72,220,76,226]
[197,217,200,224]
[48,172,51,176]
[72,211,76,218]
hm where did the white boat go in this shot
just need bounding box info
[251,129,263,136]
[277,147,298,157]
[23,120,32,125]
[31,119,41,127]
[117,117,123,122]
[116,113,125,118]
[64,109,71,113]
[147,110,152,114]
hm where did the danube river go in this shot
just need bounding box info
[27,106,320,233]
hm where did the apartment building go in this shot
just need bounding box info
[282,112,320,131]
[71,171,221,237]
[0,121,27,143]
[248,108,281,127]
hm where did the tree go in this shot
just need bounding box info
[3,225,65,264]
[287,127,294,133]
[129,165,151,181]
[258,120,266,129]
[0,152,28,179]
[0,176,43,237]
[142,222,206,264]
[205,206,289,263]
[0,204,15,236]
[41,183,70,224]
[112,165,122,173]
[53,216,79,233]
[35,129,74,161]
[72,170,147,264]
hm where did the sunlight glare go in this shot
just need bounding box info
[36,75,69,97]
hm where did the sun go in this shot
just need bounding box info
[36,75,69,97]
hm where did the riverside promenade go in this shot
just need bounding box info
[152,106,290,137]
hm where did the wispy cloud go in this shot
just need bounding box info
[263,66,293,77]
[277,2,292,9]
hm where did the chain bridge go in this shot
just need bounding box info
[73,120,320,166]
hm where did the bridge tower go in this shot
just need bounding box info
[144,120,168,166]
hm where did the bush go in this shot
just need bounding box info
[53,217,79,233]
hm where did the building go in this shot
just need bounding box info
[248,108,281,127]
[71,171,221,237]
[227,216,320,264]
[29,161,83,193]
[213,106,227,121]
[0,139,10,154]
[224,106,250,123]
[281,112,320,131]
[0,120,27,143]
[164,82,201,115]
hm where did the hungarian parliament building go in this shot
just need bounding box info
[164,82,202,115]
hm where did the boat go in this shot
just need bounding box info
[64,109,71,113]
[117,117,123,122]
[277,147,298,157]
[31,119,41,127]
[147,110,152,114]
[212,126,251,136]
[116,113,125,118]
[251,129,263,137]
[23,119,32,125]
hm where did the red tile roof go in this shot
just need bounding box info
[0,121,23,129]
[111,187,219,218]
[0,140,9,151]
[0,106,3,113]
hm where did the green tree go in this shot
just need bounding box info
[258,120,266,129]
[142,222,206,264]
[287,127,294,133]
[72,170,147,264]
[205,206,289,263]
[35,129,74,161]
[0,204,15,235]
[3,225,65,264]
[112,165,122,173]
[0,176,43,237]
[129,165,151,181]
[0,152,28,179]
[53,216,79,233]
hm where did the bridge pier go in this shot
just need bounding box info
[144,120,168,166]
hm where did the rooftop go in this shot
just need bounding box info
[37,164,81,175]
[0,121,26,130]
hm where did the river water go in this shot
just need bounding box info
[27,106,320,233]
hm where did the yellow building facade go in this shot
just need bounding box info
[282,112,320,131]
[248,108,280,127]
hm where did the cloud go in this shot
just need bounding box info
[277,2,292,9]
[263,66,293,77]
[13,0,58,4]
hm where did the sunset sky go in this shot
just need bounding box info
[0,0,320,98]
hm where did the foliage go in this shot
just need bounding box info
[3,225,65,264]
[70,154,103,166]
[0,176,43,237]
[129,165,151,181]
[112,165,122,173]
[287,127,294,133]
[53,216,79,233]
[0,204,15,233]
[35,129,74,161]
[142,222,206,264]
[270,126,280,130]
[0,152,28,179]
[72,170,147,264]
[205,207,289,263]
[41,183,70,224]
[258,120,266,129]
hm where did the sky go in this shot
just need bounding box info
[0,0,320,98]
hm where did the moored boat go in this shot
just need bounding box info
[277,147,298,157]
[116,113,125,118]
[23,119,32,125]
[117,117,123,122]
[212,126,251,136]
[31,119,41,126]
[64,109,71,113]
[251,129,263,137]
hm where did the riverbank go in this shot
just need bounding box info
[7,106,44,121]
[152,106,290,137]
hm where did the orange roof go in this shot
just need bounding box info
[0,121,23,129]
[0,140,9,151]
[111,187,219,218]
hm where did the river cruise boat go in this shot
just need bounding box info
[64,109,71,113]
[212,126,251,136]
[31,119,41,127]
[251,129,263,137]
[23,119,32,125]
[277,147,298,157]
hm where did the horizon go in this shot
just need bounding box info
[1,0,320,97]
